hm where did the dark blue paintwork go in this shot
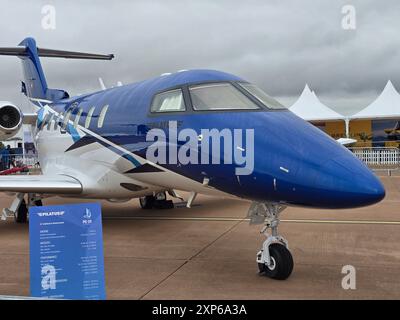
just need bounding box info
[18,38,386,209]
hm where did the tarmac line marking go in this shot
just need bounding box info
[103,216,400,225]
[281,219,400,225]
[137,260,188,300]
[138,218,245,300]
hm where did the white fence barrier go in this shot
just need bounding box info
[10,154,39,168]
[349,147,400,166]
[13,154,39,167]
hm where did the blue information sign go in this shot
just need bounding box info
[29,202,106,300]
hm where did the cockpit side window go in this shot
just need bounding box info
[189,83,259,111]
[151,89,185,113]
[238,83,286,110]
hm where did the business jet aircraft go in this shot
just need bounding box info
[384,121,400,139]
[0,38,385,280]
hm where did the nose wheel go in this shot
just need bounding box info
[257,243,293,280]
[248,202,293,280]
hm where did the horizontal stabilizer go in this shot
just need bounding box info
[0,37,113,102]
[0,175,82,194]
[0,47,114,60]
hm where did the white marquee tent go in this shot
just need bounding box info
[289,84,350,136]
[286,81,400,140]
[350,80,400,120]
[289,84,345,122]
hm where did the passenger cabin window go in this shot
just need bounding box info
[151,89,185,113]
[62,109,73,129]
[74,108,83,128]
[47,113,54,130]
[40,113,50,130]
[85,107,95,128]
[97,105,109,128]
[189,83,259,111]
[54,112,64,130]
[238,83,286,110]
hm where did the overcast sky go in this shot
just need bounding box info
[0,0,399,114]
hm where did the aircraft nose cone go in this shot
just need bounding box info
[314,155,385,208]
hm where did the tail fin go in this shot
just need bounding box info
[0,37,114,104]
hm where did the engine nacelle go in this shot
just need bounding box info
[0,101,23,140]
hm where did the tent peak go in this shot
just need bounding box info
[289,84,344,121]
[303,83,312,94]
[382,80,399,95]
[349,79,400,120]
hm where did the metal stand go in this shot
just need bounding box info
[2,193,25,221]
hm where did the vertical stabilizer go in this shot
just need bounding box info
[0,37,114,104]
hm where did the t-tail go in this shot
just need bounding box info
[0,37,114,105]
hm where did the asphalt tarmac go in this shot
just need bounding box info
[0,176,399,299]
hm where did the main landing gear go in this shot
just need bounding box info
[248,202,293,280]
[2,193,43,224]
[139,192,174,210]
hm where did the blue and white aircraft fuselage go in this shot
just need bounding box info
[0,38,385,280]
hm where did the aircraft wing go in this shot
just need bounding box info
[0,175,82,194]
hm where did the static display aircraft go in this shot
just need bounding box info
[0,38,385,280]
[384,121,400,139]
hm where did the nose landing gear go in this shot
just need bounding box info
[248,202,293,280]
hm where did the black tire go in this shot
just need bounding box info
[258,243,293,280]
[139,195,155,209]
[153,199,174,210]
[14,200,28,224]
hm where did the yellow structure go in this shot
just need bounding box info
[348,120,372,147]
[313,120,399,148]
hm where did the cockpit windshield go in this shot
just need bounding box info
[189,83,259,111]
[238,83,286,110]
